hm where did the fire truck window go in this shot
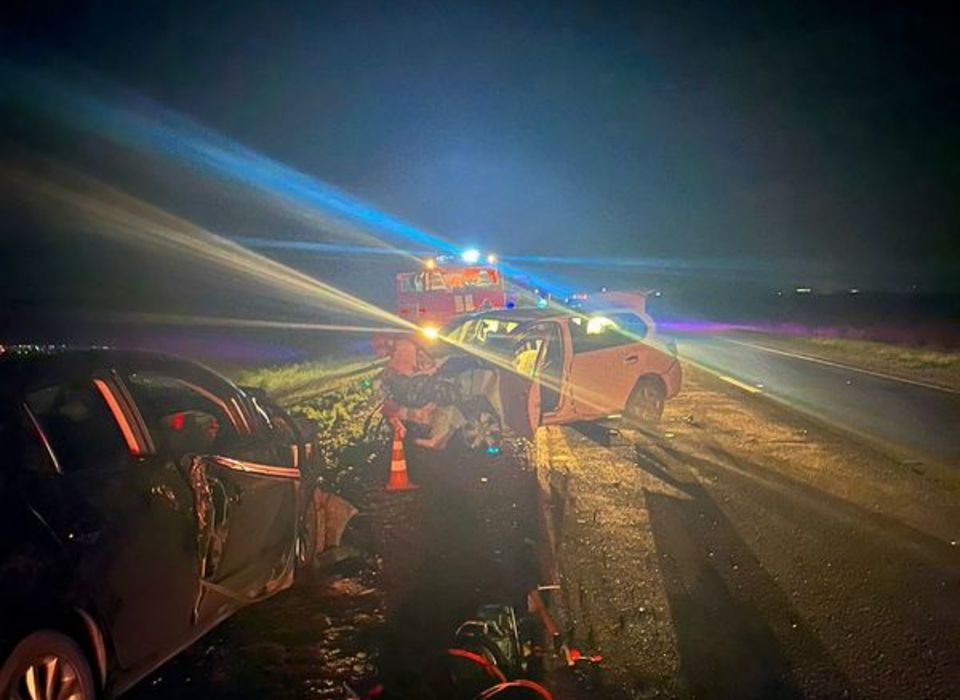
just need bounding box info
[427,272,447,290]
[474,270,494,287]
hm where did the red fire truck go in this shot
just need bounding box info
[396,252,507,331]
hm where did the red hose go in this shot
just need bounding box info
[446,648,509,684]
[474,680,554,699]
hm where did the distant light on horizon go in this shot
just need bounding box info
[796,287,813,294]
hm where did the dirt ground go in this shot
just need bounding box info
[127,557,386,699]
[125,435,554,700]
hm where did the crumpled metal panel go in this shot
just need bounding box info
[187,456,230,619]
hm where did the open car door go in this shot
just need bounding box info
[498,368,541,439]
[120,365,299,627]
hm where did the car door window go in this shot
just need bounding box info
[24,381,133,472]
[569,315,637,353]
[606,312,648,340]
[124,371,243,457]
[0,406,60,476]
[515,322,564,412]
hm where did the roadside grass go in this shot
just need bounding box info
[744,333,960,391]
[236,356,382,404]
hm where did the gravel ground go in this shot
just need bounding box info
[536,364,960,699]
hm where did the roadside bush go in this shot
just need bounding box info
[288,375,382,503]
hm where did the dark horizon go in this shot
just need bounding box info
[2,1,959,318]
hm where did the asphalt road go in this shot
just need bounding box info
[676,334,960,466]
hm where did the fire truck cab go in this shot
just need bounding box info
[396,254,506,329]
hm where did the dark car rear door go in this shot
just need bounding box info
[19,366,200,674]
[119,362,298,624]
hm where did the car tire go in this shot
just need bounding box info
[623,377,666,427]
[0,630,97,700]
[296,491,320,583]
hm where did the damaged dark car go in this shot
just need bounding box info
[0,348,316,700]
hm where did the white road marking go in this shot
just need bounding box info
[717,375,763,394]
[722,338,960,395]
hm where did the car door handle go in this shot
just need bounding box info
[624,355,639,364]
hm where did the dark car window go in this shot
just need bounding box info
[448,318,520,347]
[569,315,638,353]
[124,371,242,456]
[0,407,58,477]
[24,382,131,472]
[606,312,648,340]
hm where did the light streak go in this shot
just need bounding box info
[5,67,454,256]
[100,311,407,334]
[2,163,417,331]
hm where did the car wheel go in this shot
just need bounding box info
[296,491,320,581]
[624,377,665,427]
[458,399,503,452]
[0,630,97,700]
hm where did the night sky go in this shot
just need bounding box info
[2,0,958,312]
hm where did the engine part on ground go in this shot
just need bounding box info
[455,604,525,677]
[383,370,459,408]
[473,680,554,699]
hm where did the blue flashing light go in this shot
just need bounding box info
[462,248,481,264]
[486,445,502,456]
[505,301,516,309]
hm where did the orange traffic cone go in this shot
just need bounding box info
[385,426,418,492]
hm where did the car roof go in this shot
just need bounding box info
[0,347,221,392]
[450,307,572,326]
[450,305,645,327]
